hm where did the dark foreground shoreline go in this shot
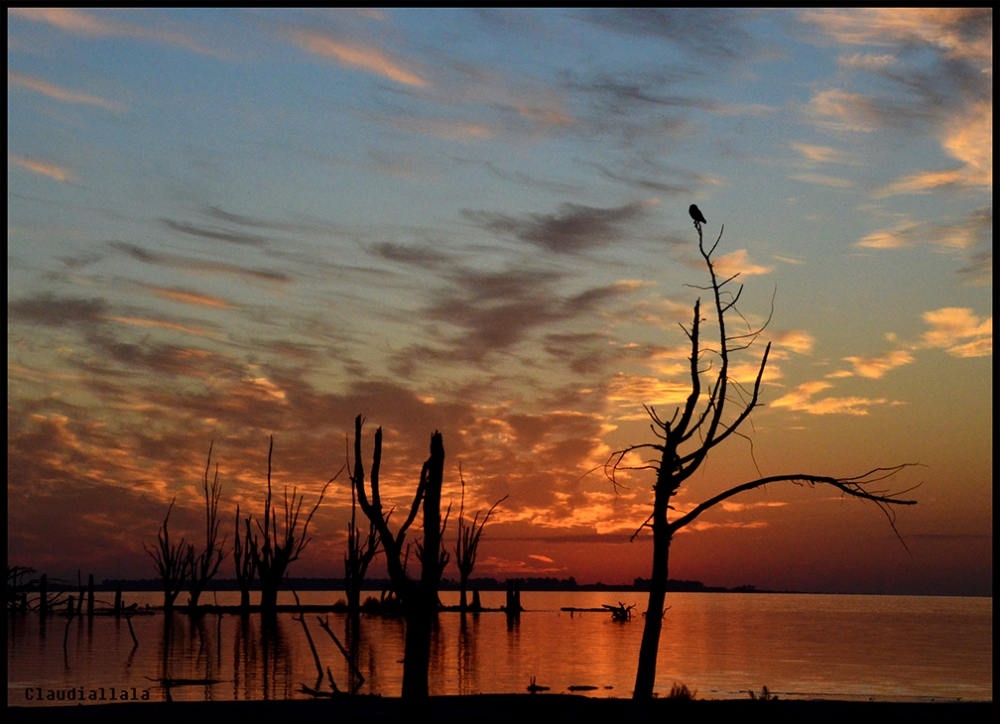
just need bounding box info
[8,694,993,723]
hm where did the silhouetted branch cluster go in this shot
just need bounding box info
[455,464,507,611]
[143,499,191,612]
[187,443,227,608]
[252,436,334,612]
[606,215,919,703]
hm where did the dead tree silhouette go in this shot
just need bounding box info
[187,442,227,609]
[454,465,507,612]
[233,504,257,610]
[610,213,919,702]
[143,499,191,612]
[252,436,335,613]
[350,415,449,700]
[343,463,380,615]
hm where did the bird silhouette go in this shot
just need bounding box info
[689,204,707,225]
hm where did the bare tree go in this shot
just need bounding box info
[187,443,227,609]
[143,499,191,612]
[608,216,919,702]
[344,471,380,615]
[350,415,449,700]
[252,436,334,613]
[454,465,507,612]
[233,504,257,611]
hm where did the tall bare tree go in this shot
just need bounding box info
[344,473,380,615]
[252,436,334,613]
[608,215,919,702]
[350,415,449,700]
[187,443,227,608]
[143,498,191,612]
[454,466,507,612]
[233,504,257,611]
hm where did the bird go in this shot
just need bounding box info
[689,204,707,225]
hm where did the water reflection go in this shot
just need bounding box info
[8,592,992,705]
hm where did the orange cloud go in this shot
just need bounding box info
[836,350,914,379]
[801,8,992,65]
[8,153,72,182]
[8,71,126,111]
[291,31,427,87]
[102,315,213,337]
[770,380,890,415]
[9,8,217,56]
[145,285,232,309]
[713,249,772,276]
[921,308,992,357]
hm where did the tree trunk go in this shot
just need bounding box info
[239,588,251,609]
[633,448,676,700]
[459,575,469,612]
[633,528,671,699]
[402,599,433,699]
[346,586,362,613]
[260,585,279,612]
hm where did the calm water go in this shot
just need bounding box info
[7,591,992,705]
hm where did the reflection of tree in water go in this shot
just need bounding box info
[429,616,445,694]
[259,614,293,700]
[505,611,520,675]
[189,613,223,700]
[232,613,293,699]
[233,614,258,700]
[157,612,184,701]
[457,612,481,695]
[345,614,374,694]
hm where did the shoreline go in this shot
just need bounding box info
[8,694,993,723]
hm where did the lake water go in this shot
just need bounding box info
[7,591,992,705]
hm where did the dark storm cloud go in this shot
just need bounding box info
[464,201,648,254]
[204,205,349,236]
[586,162,692,195]
[109,241,293,283]
[372,241,453,270]
[8,293,108,329]
[389,264,639,376]
[160,218,271,247]
[583,8,756,61]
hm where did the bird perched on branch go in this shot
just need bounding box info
[689,204,707,226]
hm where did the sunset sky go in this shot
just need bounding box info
[8,9,992,596]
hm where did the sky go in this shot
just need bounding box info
[7,9,992,596]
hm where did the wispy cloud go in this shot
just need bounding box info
[8,71,126,111]
[832,350,914,379]
[9,8,220,56]
[789,142,853,164]
[856,207,992,251]
[391,117,494,142]
[771,381,892,415]
[713,249,772,276]
[110,242,292,284]
[465,201,651,255]
[789,172,854,188]
[770,330,814,355]
[877,100,992,196]
[8,153,72,182]
[800,8,992,65]
[290,30,427,87]
[142,285,232,310]
[806,89,888,133]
